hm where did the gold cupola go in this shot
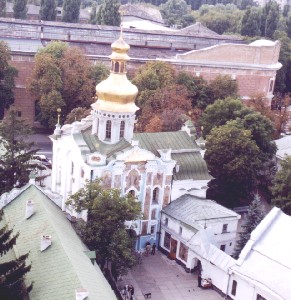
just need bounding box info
[92,32,139,113]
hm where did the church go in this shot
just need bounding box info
[50,31,211,249]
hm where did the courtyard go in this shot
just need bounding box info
[119,251,225,300]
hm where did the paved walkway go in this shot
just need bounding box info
[118,251,224,300]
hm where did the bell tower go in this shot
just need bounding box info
[91,30,139,144]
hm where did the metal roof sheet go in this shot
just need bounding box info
[1,185,117,300]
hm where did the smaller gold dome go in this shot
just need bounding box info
[110,35,130,61]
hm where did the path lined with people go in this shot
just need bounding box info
[118,250,223,300]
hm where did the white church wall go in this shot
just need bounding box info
[171,179,209,200]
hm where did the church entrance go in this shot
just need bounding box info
[169,238,177,259]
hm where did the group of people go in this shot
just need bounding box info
[145,242,156,256]
[122,284,134,300]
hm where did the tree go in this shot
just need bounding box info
[90,63,110,86]
[132,61,176,110]
[241,7,262,37]
[138,84,191,132]
[0,41,18,120]
[29,41,95,128]
[200,97,249,138]
[176,71,212,109]
[89,2,97,24]
[264,1,279,38]
[233,194,265,259]
[205,121,261,206]
[96,0,120,26]
[68,179,141,276]
[65,107,91,124]
[160,0,190,27]
[271,156,291,215]
[0,210,33,298]
[40,0,57,21]
[0,108,39,195]
[62,0,81,23]
[0,0,6,17]
[13,0,27,19]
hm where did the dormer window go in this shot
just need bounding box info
[106,120,111,139]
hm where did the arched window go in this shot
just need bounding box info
[151,209,157,220]
[106,120,111,139]
[120,62,124,73]
[120,121,125,138]
[114,62,119,73]
[152,187,159,204]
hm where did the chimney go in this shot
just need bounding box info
[75,288,89,300]
[40,235,52,252]
[25,200,34,219]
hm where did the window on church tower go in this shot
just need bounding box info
[120,121,125,138]
[114,62,119,73]
[120,62,124,73]
[106,120,111,139]
[152,188,159,204]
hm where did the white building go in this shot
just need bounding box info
[50,32,211,250]
[228,207,291,300]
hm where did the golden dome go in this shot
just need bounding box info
[92,33,139,113]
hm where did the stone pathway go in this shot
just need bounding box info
[118,251,224,300]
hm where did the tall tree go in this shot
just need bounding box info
[205,121,261,206]
[13,0,27,19]
[271,156,291,215]
[0,41,18,120]
[40,0,57,21]
[0,108,39,194]
[0,210,33,298]
[241,7,262,37]
[160,0,190,27]
[62,0,81,23]
[0,0,6,17]
[233,194,265,259]
[97,0,120,26]
[68,179,141,276]
[264,1,279,38]
[29,41,95,128]
[89,2,97,24]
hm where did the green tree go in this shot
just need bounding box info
[0,108,39,195]
[205,121,261,206]
[40,0,57,21]
[264,1,279,38]
[233,194,265,259]
[90,63,110,85]
[0,210,33,298]
[0,0,6,17]
[241,7,262,37]
[13,0,27,19]
[29,41,95,128]
[176,71,212,109]
[62,0,81,23]
[271,156,291,215]
[89,2,97,24]
[132,61,176,110]
[97,0,120,26]
[160,0,190,27]
[68,179,141,276]
[0,41,18,120]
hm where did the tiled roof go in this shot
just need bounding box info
[163,194,239,227]
[134,131,211,180]
[1,184,117,300]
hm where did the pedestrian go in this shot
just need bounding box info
[151,243,156,255]
[122,284,129,299]
[129,284,134,300]
[145,243,151,256]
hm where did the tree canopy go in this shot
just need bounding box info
[0,210,33,298]
[233,194,265,259]
[96,0,121,26]
[68,179,141,276]
[271,156,291,215]
[0,41,18,119]
[13,0,27,19]
[29,41,95,128]
[0,108,40,195]
[40,0,57,21]
[62,0,81,23]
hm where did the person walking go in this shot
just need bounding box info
[129,284,134,300]
[151,243,156,255]
[145,242,151,256]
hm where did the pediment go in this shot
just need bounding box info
[116,146,156,162]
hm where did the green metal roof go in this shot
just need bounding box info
[163,194,239,228]
[134,131,211,181]
[1,185,117,300]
